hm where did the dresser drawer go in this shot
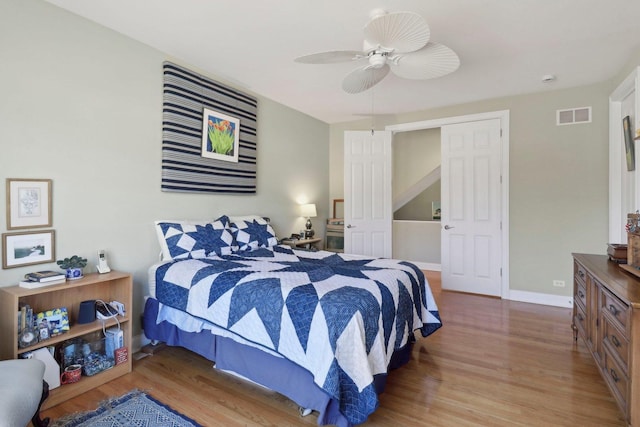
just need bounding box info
[602,314,630,374]
[573,301,587,341]
[574,277,587,309]
[603,346,629,416]
[574,261,587,285]
[602,288,630,335]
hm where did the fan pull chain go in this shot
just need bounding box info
[370,73,375,135]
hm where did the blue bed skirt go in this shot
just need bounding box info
[142,297,412,426]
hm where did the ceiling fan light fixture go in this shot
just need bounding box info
[368,53,387,69]
[294,9,460,93]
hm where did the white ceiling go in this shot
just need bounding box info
[46,0,640,124]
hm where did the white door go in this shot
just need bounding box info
[344,130,392,258]
[441,119,502,296]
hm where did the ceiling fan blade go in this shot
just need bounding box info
[390,42,460,80]
[294,50,363,64]
[363,11,430,53]
[342,65,390,94]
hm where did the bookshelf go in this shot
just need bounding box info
[0,271,132,409]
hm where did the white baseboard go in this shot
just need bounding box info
[508,290,573,308]
[412,262,441,271]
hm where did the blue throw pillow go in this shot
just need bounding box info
[230,217,278,253]
[158,215,234,260]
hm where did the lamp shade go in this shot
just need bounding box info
[300,203,317,218]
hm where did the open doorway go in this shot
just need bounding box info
[386,110,510,298]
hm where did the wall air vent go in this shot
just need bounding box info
[556,107,591,125]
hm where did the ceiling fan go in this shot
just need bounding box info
[295,9,460,94]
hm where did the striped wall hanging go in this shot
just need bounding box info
[162,62,258,194]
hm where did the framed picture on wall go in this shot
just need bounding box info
[2,230,56,269]
[624,115,635,171]
[201,108,240,162]
[6,178,52,230]
[432,201,441,220]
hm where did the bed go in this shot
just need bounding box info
[143,215,442,426]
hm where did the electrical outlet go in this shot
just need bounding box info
[553,280,565,288]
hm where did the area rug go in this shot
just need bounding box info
[50,390,202,427]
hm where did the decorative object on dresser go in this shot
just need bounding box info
[325,218,344,253]
[56,255,88,280]
[0,271,133,410]
[300,203,317,238]
[607,243,628,263]
[6,178,52,230]
[623,211,640,278]
[2,230,56,269]
[332,198,344,219]
[571,253,640,426]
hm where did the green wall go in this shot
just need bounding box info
[0,0,330,339]
[331,82,611,298]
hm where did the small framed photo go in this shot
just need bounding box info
[6,179,52,230]
[432,201,441,220]
[2,230,55,269]
[201,108,240,162]
[35,307,70,340]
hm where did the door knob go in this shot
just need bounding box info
[444,225,455,230]
[346,224,355,228]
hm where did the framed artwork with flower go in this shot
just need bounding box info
[201,108,240,162]
[6,178,52,230]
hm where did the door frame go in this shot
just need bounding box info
[609,67,639,243]
[386,110,510,298]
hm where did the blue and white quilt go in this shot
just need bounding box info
[154,245,441,425]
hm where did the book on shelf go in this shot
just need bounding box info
[24,270,66,282]
[19,278,66,289]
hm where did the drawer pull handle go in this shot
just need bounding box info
[611,335,621,348]
[610,368,619,383]
[609,305,619,316]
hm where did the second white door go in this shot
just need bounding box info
[344,130,392,258]
[441,119,502,296]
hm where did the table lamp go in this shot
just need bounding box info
[300,203,317,238]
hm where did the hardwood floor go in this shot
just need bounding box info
[41,271,626,426]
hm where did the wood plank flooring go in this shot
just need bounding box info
[40,271,626,426]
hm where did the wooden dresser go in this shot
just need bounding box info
[572,253,640,425]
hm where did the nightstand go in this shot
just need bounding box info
[280,237,322,251]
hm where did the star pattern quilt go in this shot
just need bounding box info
[154,245,441,425]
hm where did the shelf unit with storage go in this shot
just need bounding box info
[0,271,132,409]
[572,254,640,425]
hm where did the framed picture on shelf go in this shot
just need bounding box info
[2,230,55,269]
[35,307,70,341]
[201,108,240,162]
[6,178,52,230]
